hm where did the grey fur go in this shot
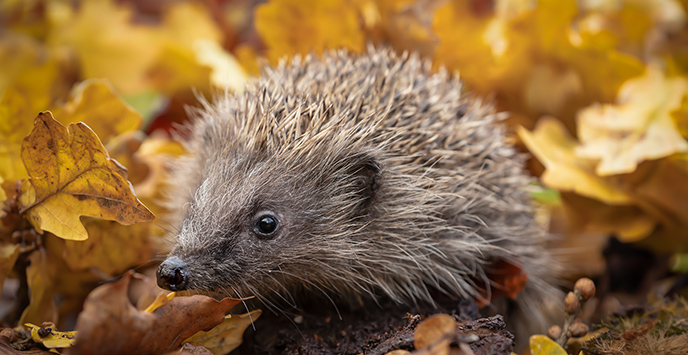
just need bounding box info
[162,47,558,329]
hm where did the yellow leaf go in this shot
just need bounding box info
[0,175,6,203]
[62,219,155,275]
[47,0,160,94]
[18,112,154,241]
[576,66,688,175]
[51,79,142,144]
[19,250,57,326]
[255,0,366,63]
[147,1,223,94]
[25,322,77,349]
[0,243,20,290]
[0,58,62,182]
[194,39,248,93]
[518,118,633,204]
[184,310,262,355]
[529,334,567,355]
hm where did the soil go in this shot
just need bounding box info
[236,295,515,355]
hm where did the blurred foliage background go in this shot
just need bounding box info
[3,0,688,338]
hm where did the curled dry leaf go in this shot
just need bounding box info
[18,111,154,241]
[0,328,52,355]
[70,271,246,355]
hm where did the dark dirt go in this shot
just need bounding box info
[236,295,514,355]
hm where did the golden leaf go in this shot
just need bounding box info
[530,334,567,355]
[18,112,154,241]
[194,39,248,92]
[183,310,262,355]
[518,118,634,204]
[576,66,688,175]
[19,251,57,326]
[25,322,77,349]
[51,79,142,144]
[255,0,366,63]
[0,58,62,182]
[47,0,160,95]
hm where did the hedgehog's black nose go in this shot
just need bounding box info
[157,256,188,291]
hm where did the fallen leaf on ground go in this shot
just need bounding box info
[18,111,154,241]
[19,250,58,326]
[25,322,77,349]
[0,328,52,355]
[183,310,261,355]
[414,314,456,353]
[71,271,247,355]
[529,334,567,355]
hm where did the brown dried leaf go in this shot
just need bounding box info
[70,272,244,355]
[414,314,456,352]
[18,112,154,241]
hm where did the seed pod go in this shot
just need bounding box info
[569,322,589,337]
[564,291,579,314]
[574,278,596,301]
[547,325,562,340]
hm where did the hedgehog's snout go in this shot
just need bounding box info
[157,256,189,291]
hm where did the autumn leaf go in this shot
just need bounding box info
[194,39,248,92]
[25,323,77,349]
[518,118,634,205]
[413,314,456,350]
[183,310,262,355]
[51,79,142,144]
[72,272,246,355]
[19,251,58,326]
[254,0,366,63]
[18,112,154,241]
[529,334,567,355]
[0,243,20,290]
[576,66,688,175]
[47,0,161,95]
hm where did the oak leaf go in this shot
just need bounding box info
[18,112,154,241]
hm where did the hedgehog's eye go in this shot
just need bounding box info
[254,214,279,237]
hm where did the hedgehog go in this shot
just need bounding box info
[156,47,559,335]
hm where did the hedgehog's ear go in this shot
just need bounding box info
[347,153,381,215]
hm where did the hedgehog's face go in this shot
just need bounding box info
[157,148,382,300]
